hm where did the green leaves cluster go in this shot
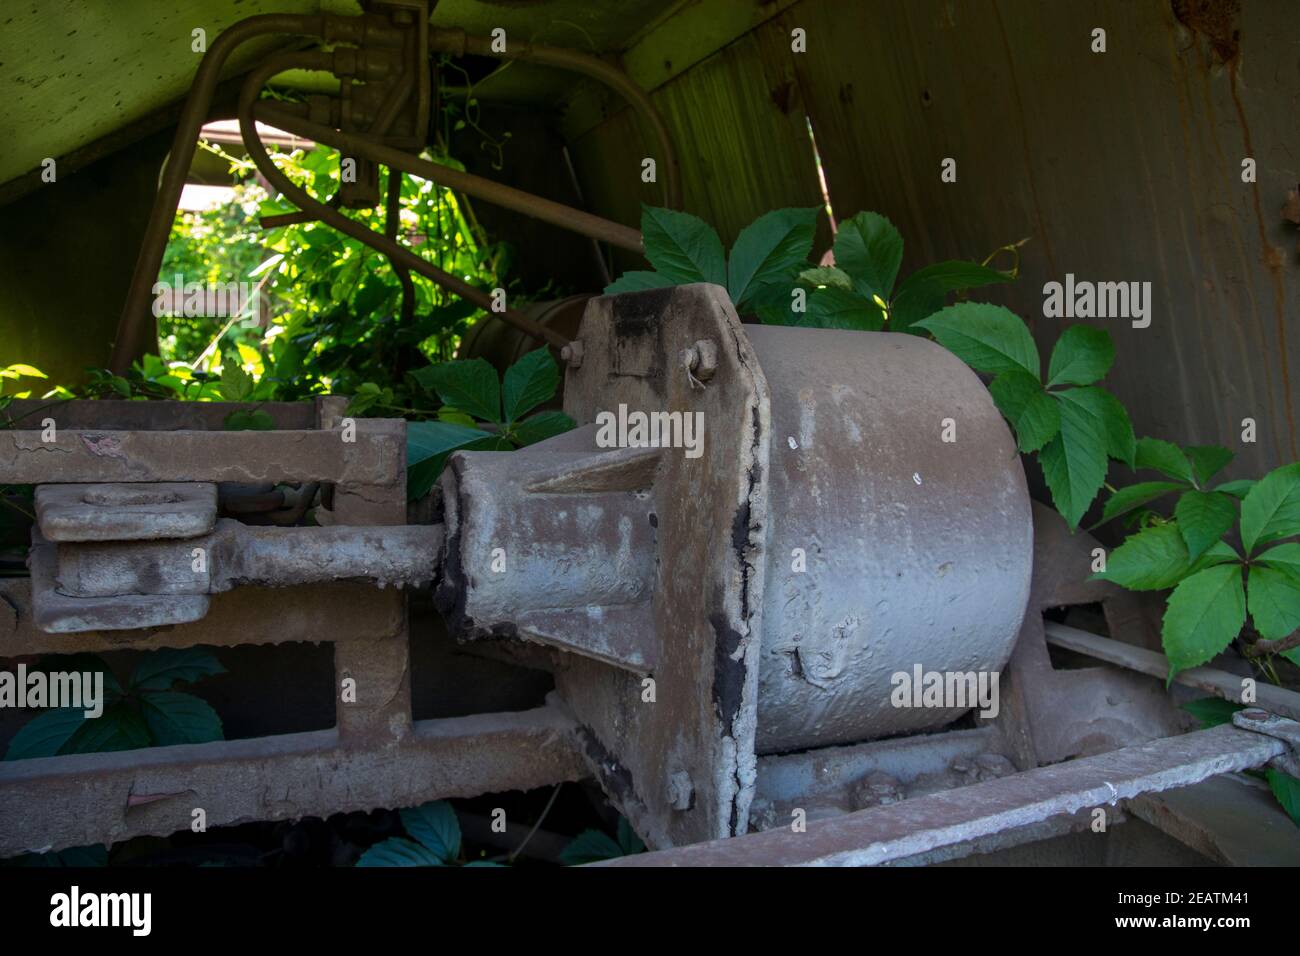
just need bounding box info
[356,800,500,866]
[608,204,822,315]
[377,347,576,500]
[558,817,646,865]
[915,307,1133,530]
[4,648,226,761]
[609,206,1013,335]
[1096,462,1300,677]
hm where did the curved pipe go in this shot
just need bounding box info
[428,28,681,210]
[256,103,644,253]
[237,54,570,350]
[111,13,327,372]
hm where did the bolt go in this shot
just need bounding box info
[1242,709,1269,721]
[668,770,694,811]
[680,338,718,388]
[560,340,584,369]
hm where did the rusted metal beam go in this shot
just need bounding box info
[1044,622,1300,721]
[0,423,402,486]
[0,578,404,655]
[599,723,1289,866]
[0,706,585,857]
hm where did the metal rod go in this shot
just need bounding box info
[237,55,570,349]
[257,104,644,253]
[110,13,327,372]
[427,28,682,210]
[1044,622,1300,721]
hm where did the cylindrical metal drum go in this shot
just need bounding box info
[744,326,1033,753]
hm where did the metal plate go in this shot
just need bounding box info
[557,283,770,847]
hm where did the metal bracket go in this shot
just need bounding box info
[1232,709,1300,777]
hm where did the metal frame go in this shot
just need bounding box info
[0,397,584,858]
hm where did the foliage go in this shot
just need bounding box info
[161,142,505,405]
[558,817,645,865]
[1095,462,1300,677]
[3,648,226,760]
[355,799,502,866]
[608,205,1015,333]
[916,306,1134,531]
[1182,698,1299,827]
[374,348,576,500]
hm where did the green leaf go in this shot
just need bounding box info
[1240,462,1300,554]
[727,207,820,312]
[1097,481,1185,526]
[405,420,495,500]
[890,260,1014,335]
[356,837,446,867]
[640,205,726,286]
[511,410,576,447]
[832,211,904,299]
[223,409,274,431]
[1256,542,1300,575]
[558,829,626,866]
[131,648,226,692]
[1038,389,1114,530]
[61,702,152,755]
[603,271,676,295]
[1174,490,1237,561]
[140,691,224,746]
[798,266,853,290]
[894,260,1013,297]
[1096,522,1198,590]
[1180,697,1245,729]
[4,708,89,761]
[412,359,501,423]
[1184,446,1234,486]
[13,845,109,867]
[1265,770,1300,827]
[1045,325,1114,387]
[616,817,646,855]
[987,370,1060,453]
[1246,564,1300,641]
[914,303,1039,378]
[219,360,254,402]
[802,286,886,330]
[502,348,559,423]
[399,800,461,862]
[1214,478,1256,499]
[1162,563,1246,678]
[1054,386,1135,467]
[35,653,123,697]
[1134,437,1194,483]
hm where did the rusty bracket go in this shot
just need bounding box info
[1232,709,1300,778]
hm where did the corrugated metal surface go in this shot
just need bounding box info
[571,0,1298,476]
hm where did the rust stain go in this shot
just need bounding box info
[1174,0,1295,458]
[1228,62,1296,458]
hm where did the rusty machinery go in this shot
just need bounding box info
[2,3,1299,865]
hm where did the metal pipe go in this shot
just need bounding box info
[237,55,569,349]
[427,28,681,210]
[110,13,327,372]
[257,104,644,253]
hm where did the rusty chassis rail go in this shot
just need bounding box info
[600,721,1293,867]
